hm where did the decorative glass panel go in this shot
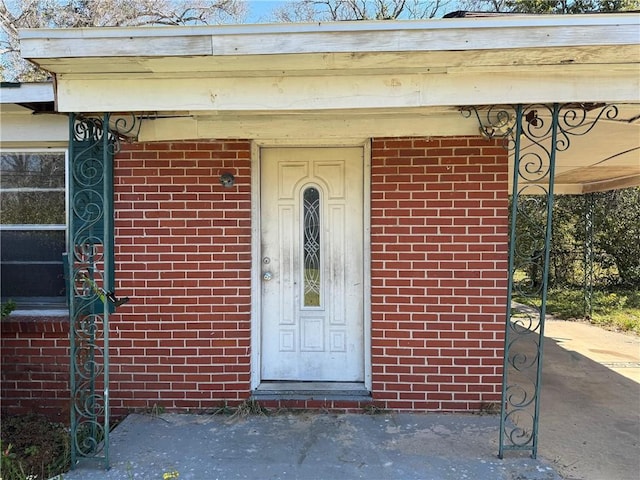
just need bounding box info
[303,187,320,307]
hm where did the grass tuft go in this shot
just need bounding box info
[230,399,270,419]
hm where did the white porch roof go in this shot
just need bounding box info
[16,13,640,193]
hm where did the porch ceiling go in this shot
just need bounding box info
[16,13,640,194]
[514,104,640,194]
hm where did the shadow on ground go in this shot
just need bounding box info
[538,322,640,480]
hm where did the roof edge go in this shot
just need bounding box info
[18,12,640,40]
[0,82,54,104]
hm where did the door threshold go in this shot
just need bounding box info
[253,381,371,401]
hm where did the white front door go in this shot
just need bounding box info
[260,147,364,382]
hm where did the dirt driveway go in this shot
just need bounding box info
[539,320,640,480]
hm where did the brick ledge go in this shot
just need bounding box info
[1,314,70,334]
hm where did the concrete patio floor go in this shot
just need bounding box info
[537,319,640,480]
[60,319,639,480]
[61,412,561,480]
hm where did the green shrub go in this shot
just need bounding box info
[1,299,16,319]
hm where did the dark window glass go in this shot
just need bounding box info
[0,152,66,307]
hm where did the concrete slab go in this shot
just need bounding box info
[62,412,561,480]
[544,319,640,383]
[538,320,640,480]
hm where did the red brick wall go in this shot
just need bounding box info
[110,140,252,416]
[1,136,508,418]
[370,137,509,410]
[0,317,70,420]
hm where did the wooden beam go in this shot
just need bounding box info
[27,45,639,78]
[32,48,640,78]
[548,184,587,195]
[54,68,640,112]
[581,174,640,193]
[137,111,479,141]
[522,175,640,195]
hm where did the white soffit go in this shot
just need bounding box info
[510,104,640,194]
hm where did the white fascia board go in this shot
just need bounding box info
[19,13,640,60]
[0,83,54,104]
[53,68,640,113]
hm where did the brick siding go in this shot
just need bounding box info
[0,317,70,420]
[370,137,508,410]
[110,140,253,416]
[1,136,508,419]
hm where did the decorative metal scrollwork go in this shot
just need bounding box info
[461,104,518,144]
[461,103,619,459]
[68,113,137,469]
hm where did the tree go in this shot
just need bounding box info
[594,188,640,287]
[511,188,640,290]
[457,0,640,13]
[270,0,452,22]
[0,0,248,82]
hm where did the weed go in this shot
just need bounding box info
[202,401,234,416]
[230,399,269,418]
[478,402,501,415]
[149,403,165,417]
[125,461,135,480]
[362,404,387,415]
[1,442,30,480]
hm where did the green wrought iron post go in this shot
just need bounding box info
[499,103,525,457]
[101,112,113,467]
[68,113,114,470]
[583,193,595,318]
[530,103,560,458]
[68,112,137,469]
[461,102,618,459]
[498,103,560,459]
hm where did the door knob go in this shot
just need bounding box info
[263,272,273,281]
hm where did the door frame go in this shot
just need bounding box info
[250,139,372,392]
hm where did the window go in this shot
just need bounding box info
[1,151,67,308]
[303,186,321,307]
